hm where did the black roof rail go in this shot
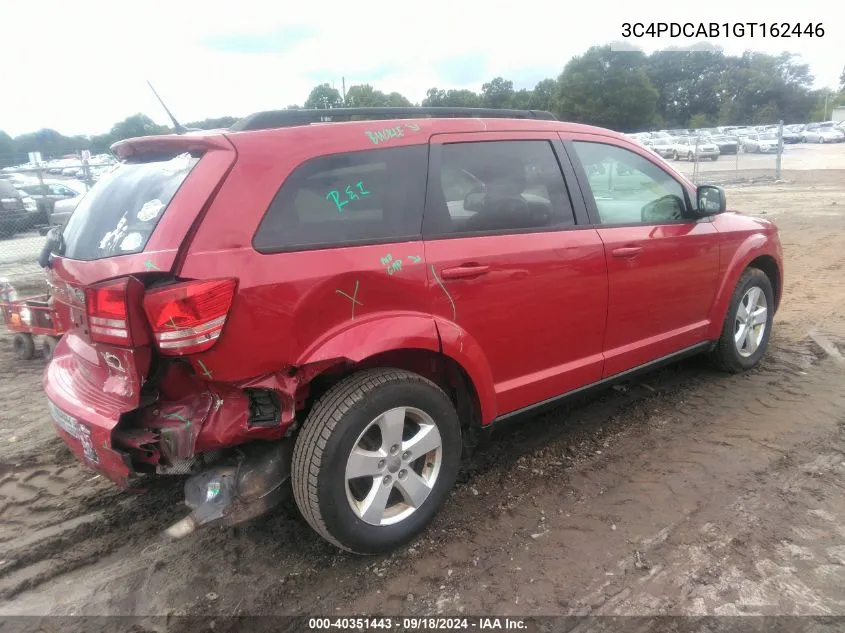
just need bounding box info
[229,107,557,132]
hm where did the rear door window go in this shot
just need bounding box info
[61,152,199,261]
[423,140,576,236]
[253,145,428,253]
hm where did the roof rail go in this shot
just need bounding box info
[229,107,557,132]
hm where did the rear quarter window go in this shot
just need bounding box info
[253,145,428,253]
[61,153,199,261]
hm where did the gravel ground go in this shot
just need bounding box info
[0,168,844,626]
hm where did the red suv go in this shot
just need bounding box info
[41,107,783,554]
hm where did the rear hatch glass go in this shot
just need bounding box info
[61,152,200,261]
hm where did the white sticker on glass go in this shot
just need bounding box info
[120,232,143,251]
[137,199,163,222]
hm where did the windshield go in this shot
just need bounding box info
[61,152,200,261]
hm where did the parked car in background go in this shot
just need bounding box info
[648,134,676,158]
[672,136,720,161]
[49,192,85,227]
[707,135,739,155]
[15,180,87,227]
[742,133,780,153]
[781,127,802,144]
[0,180,31,236]
[801,125,845,143]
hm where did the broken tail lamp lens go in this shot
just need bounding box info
[143,279,237,356]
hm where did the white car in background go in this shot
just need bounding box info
[742,133,780,153]
[801,125,845,143]
[671,136,720,161]
[647,134,676,159]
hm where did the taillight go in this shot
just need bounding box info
[143,279,236,356]
[86,278,134,346]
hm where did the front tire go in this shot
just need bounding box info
[292,368,462,554]
[711,268,774,373]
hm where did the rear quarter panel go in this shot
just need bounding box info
[178,123,441,383]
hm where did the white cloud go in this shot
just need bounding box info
[0,0,839,136]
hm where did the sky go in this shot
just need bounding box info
[0,0,840,137]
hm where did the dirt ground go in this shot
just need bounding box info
[1,168,844,623]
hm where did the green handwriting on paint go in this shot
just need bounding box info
[326,181,370,213]
[366,123,421,145]
[380,254,422,276]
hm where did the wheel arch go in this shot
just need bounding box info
[706,237,782,340]
[291,314,496,436]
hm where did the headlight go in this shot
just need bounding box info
[23,197,37,212]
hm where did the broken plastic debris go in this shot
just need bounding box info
[119,232,143,251]
[137,199,164,222]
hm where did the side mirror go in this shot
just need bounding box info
[696,185,726,215]
[464,191,485,212]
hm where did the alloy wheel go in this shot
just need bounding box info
[734,286,768,358]
[345,406,443,526]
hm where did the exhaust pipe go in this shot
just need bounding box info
[162,440,293,540]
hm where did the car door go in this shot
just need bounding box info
[561,134,720,378]
[422,132,608,417]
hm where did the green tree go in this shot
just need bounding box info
[840,64,845,89]
[557,46,658,131]
[109,114,169,142]
[528,79,558,112]
[422,87,447,106]
[385,92,412,107]
[0,131,16,165]
[481,77,514,109]
[344,84,390,107]
[185,116,238,129]
[304,83,342,109]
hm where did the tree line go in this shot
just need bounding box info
[1,46,843,166]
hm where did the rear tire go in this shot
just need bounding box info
[292,368,462,554]
[711,267,774,373]
[13,333,35,360]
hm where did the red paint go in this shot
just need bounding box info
[42,116,783,484]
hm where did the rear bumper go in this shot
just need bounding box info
[42,336,137,486]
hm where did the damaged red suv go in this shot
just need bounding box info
[41,107,783,553]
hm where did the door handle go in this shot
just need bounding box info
[611,246,643,258]
[440,264,490,280]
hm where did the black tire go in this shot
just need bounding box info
[687,152,694,162]
[42,336,59,361]
[711,155,719,161]
[711,267,775,373]
[672,151,679,161]
[819,137,825,144]
[13,333,35,360]
[292,368,462,554]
